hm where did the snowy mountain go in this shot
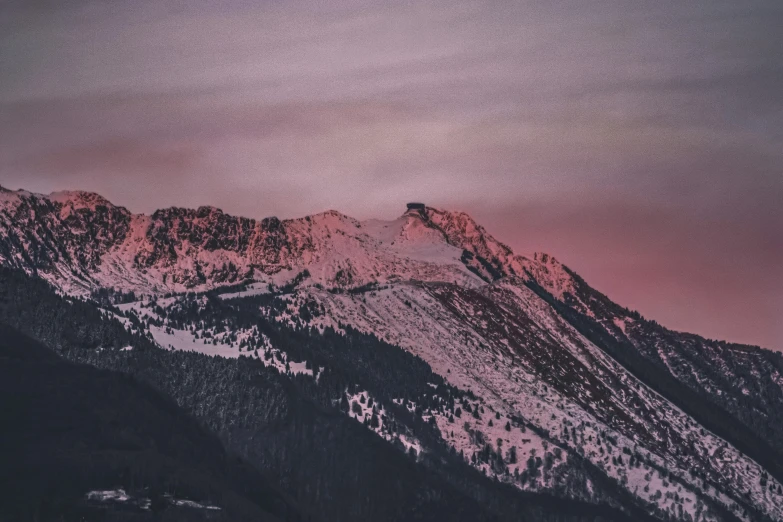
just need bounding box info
[0,187,567,296]
[2,186,782,522]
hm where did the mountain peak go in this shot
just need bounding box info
[404,202,427,217]
[0,186,32,206]
[49,190,116,211]
[305,209,357,223]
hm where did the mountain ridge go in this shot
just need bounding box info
[0,185,578,300]
[0,185,772,352]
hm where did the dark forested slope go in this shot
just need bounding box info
[0,325,304,522]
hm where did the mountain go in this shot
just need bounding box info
[1,186,782,522]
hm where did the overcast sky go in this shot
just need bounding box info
[1,0,781,349]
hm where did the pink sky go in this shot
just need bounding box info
[1,0,781,349]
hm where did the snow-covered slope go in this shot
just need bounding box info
[3,185,783,522]
[266,280,782,521]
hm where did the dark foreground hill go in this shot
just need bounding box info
[0,325,304,522]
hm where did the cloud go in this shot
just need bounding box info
[22,139,199,175]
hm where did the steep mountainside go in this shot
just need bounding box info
[542,272,783,458]
[1,186,782,522]
[0,268,650,522]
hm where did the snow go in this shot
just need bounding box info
[431,400,563,490]
[118,299,316,377]
[150,324,242,358]
[218,282,272,300]
[86,489,131,502]
[85,490,220,512]
[345,390,423,456]
[613,317,628,335]
[169,498,221,510]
